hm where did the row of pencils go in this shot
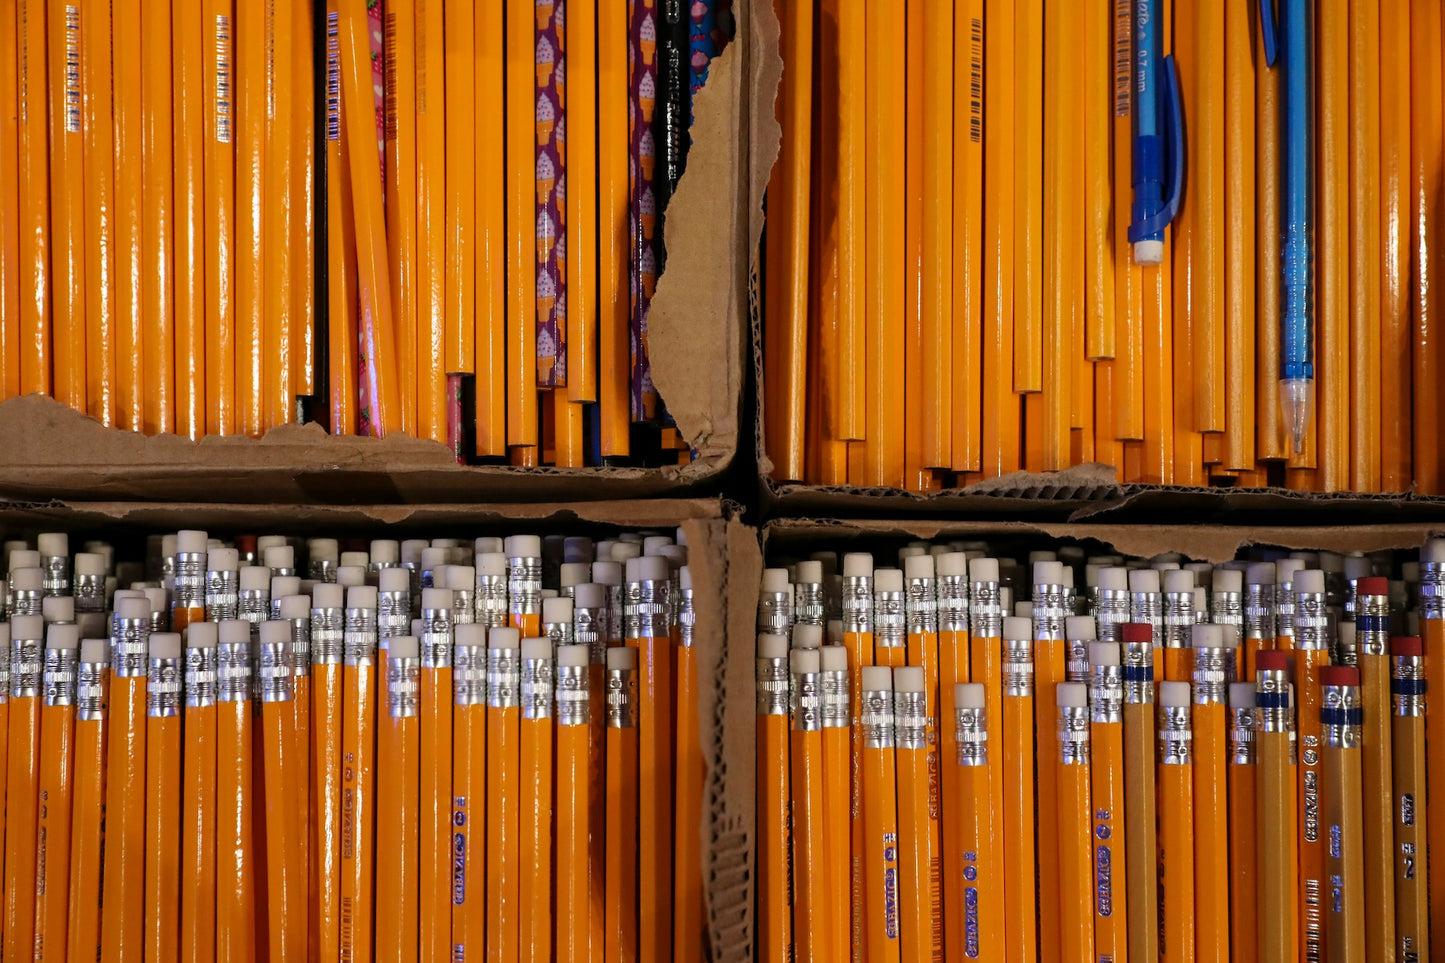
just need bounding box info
[762,0,1444,493]
[757,542,1444,962]
[0,526,705,962]
[0,0,731,465]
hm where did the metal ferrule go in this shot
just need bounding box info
[43,646,77,706]
[507,556,543,622]
[1392,654,1426,716]
[185,645,219,708]
[370,559,398,575]
[1162,592,1195,649]
[1066,638,1090,683]
[679,587,695,648]
[1129,592,1162,643]
[74,573,107,613]
[476,574,509,628]
[1094,588,1129,643]
[1422,561,1445,620]
[793,581,825,628]
[969,581,1002,640]
[758,588,791,636]
[1212,591,1243,637]
[309,559,336,583]
[259,642,292,703]
[792,668,824,732]
[268,564,295,579]
[862,688,895,749]
[1293,591,1329,651]
[217,642,250,702]
[842,576,872,635]
[148,609,170,634]
[289,617,310,677]
[894,689,929,750]
[378,590,411,641]
[1123,641,1155,705]
[1356,593,1389,656]
[77,661,106,719]
[1322,684,1363,748]
[452,644,488,706]
[1003,638,1034,697]
[520,654,554,720]
[556,663,589,726]
[1244,583,1274,640]
[1157,705,1192,764]
[421,608,453,668]
[311,607,344,665]
[1058,704,1090,765]
[5,637,36,698]
[343,608,378,667]
[1275,584,1296,639]
[874,587,905,650]
[825,575,843,622]
[1335,635,1359,668]
[173,552,205,612]
[1032,584,1067,640]
[606,665,637,728]
[1325,570,1347,612]
[956,705,987,766]
[545,618,575,650]
[605,584,624,644]
[937,574,968,633]
[449,588,475,626]
[1090,663,1123,723]
[625,578,669,640]
[575,603,606,665]
[1255,669,1292,732]
[1065,586,1081,616]
[905,577,938,636]
[111,615,150,678]
[487,648,520,710]
[1230,703,1257,765]
[1192,647,1235,705]
[238,589,269,627]
[9,588,41,617]
[206,569,239,621]
[387,657,419,718]
[42,554,69,597]
[821,665,849,729]
[756,655,790,716]
[147,656,182,716]
[405,564,422,599]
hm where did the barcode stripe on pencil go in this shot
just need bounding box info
[968,17,982,144]
[215,14,232,143]
[326,12,341,142]
[64,5,81,134]
[1113,0,1131,117]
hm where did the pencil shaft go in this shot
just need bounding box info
[48,0,85,413]
[18,0,50,399]
[35,702,76,963]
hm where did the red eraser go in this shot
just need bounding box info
[1121,623,1153,644]
[1256,651,1291,673]
[1321,665,1360,688]
[1355,576,1389,596]
[1391,636,1424,657]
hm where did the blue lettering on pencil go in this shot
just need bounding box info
[1096,842,1113,916]
[452,828,466,904]
[964,885,980,958]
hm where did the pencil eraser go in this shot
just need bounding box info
[370,540,400,565]
[1002,616,1033,641]
[1392,636,1424,657]
[420,548,450,573]
[788,624,822,650]
[1193,587,1208,613]
[1213,569,1243,593]
[571,583,604,610]
[1029,551,1058,565]
[898,546,927,564]
[1255,651,1290,673]
[1097,567,1129,592]
[1343,556,1373,581]
[488,627,521,650]
[115,596,151,621]
[502,535,540,559]
[418,588,450,612]
[390,636,421,661]
[1128,570,1160,594]
[9,615,43,643]
[73,553,106,578]
[1245,561,1276,585]
[968,557,1000,583]
[1014,601,1033,618]
[1065,616,1096,641]
[1056,682,1088,708]
[271,576,301,600]
[1185,561,1213,577]
[1276,559,1307,585]
[1089,642,1121,666]
[80,638,109,663]
[1158,681,1191,707]
[443,566,475,591]
[264,546,295,571]
[1133,239,1164,265]
[642,536,674,557]
[1356,576,1388,597]
[142,588,167,615]
[557,644,589,668]
[401,540,429,566]
[216,620,249,646]
[207,548,240,573]
[591,561,621,587]
[340,551,371,568]
[1337,622,1355,648]
[186,622,219,649]
[874,568,904,593]
[610,542,642,563]
[842,553,875,578]
[346,585,378,610]
[473,537,503,556]
[559,562,591,589]
[756,634,789,660]
[1163,570,1195,593]
[9,568,42,592]
[1191,624,1227,648]
[894,666,926,692]
[935,552,967,578]
[564,537,595,564]
[792,560,823,586]
[1033,561,1064,586]
[45,622,79,650]
[7,549,39,573]
[543,597,574,624]
[791,648,821,675]
[1424,538,1445,563]
[999,587,1013,612]
[1060,568,1076,589]
[255,536,286,554]
[955,683,985,709]
[454,623,486,648]
[145,631,180,659]
[626,556,669,584]
[1152,561,1180,572]
[277,595,309,621]
[0,623,11,646]
[1321,665,1360,688]
[761,568,791,594]
[608,646,638,671]
[308,539,339,564]
[1319,552,1343,574]
[173,530,207,555]
[259,621,290,645]
[1229,682,1256,709]
[375,568,407,594]
[312,583,344,609]
[36,533,68,557]
[819,646,847,673]
[1294,569,1326,594]
[679,566,692,592]
[240,567,270,592]
[903,555,934,581]
[42,597,74,623]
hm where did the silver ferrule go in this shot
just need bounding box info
[874,587,905,649]
[938,574,968,633]
[792,667,824,732]
[42,553,69,598]
[1275,584,1296,638]
[625,578,670,640]
[159,553,175,586]
[238,590,268,627]
[545,618,575,650]
[1323,684,1363,748]
[575,603,606,665]
[217,642,250,702]
[1090,663,1123,723]
[679,587,695,648]
[74,573,107,613]
[969,580,1002,640]
[825,575,843,622]
[905,577,938,635]
[487,648,520,709]
[477,573,509,628]
[1422,561,1445,620]
[956,704,987,766]
[1255,669,1293,732]
[387,657,419,718]
[1123,641,1155,705]
[452,644,488,706]
[421,608,453,668]
[604,584,624,643]
[556,663,590,725]
[288,617,310,677]
[449,588,475,626]
[311,607,344,665]
[1357,593,1389,656]
[508,556,543,622]
[862,688,895,749]
[1065,585,1081,617]
[606,665,637,728]
[206,568,239,621]
[1192,647,1235,705]
[268,563,295,580]
[76,661,106,719]
[343,608,377,666]
[1393,655,1426,716]
[1212,590,1243,637]
[309,559,336,583]
[378,590,411,641]
[10,588,41,618]
[1003,638,1034,697]
[147,656,182,716]
[1293,591,1329,651]
[756,655,790,716]
[1162,592,1195,649]
[794,581,825,629]
[406,564,422,599]
[1066,638,1090,684]
[148,608,170,634]
[1058,704,1090,765]
[842,576,872,635]
[1230,703,1257,764]
[1157,705,1193,764]
[894,689,928,750]
[1032,584,1067,641]
[520,655,554,720]
[821,664,849,729]
[259,642,292,703]
[369,558,397,575]
[185,645,219,708]
[43,646,78,706]
[249,645,265,705]
[1244,583,1275,640]
[7,637,37,698]
[1336,634,1359,668]
[1129,592,1162,642]
[173,552,205,611]
[111,616,150,678]
[1094,588,1130,643]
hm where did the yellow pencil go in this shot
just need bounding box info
[1191,625,1235,963]
[416,588,453,962]
[413,0,444,441]
[173,0,206,438]
[203,0,236,435]
[487,627,522,959]
[980,0,1020,476]
[376,634,420,963]
[859,665,901,963]
[67,637,109,963]
[1001,615,1037,963]
[606,644,640,963]
[18,0,50,400]
[920,0,952,469]
[556,644,591,963]
[180,623,219,963]
[34,623,79,962]
[443,0,475,383]
[143,633,183,963]
[1353,577,1397,960]
[1390,636,1429,962]
[0,3,20,403]
[938,553,971,963]
[98,600,149,963]
[291,0,315,404]
[47,0,84,412]
[450,622,488,959]
[1379,0,1412,489]
[262,0,296,430]
[384,0,419,437]
[215,619,255,961]
[1056,682,1095,963]
[1256,651,1300,963]
[1322,666,1367,961]
[505,0,537,453]
[1012,0,1042,397]
[1088,642,1128,963]
[1227,682,1258,963]
[1032,560,1068,963]
[339,585,379,962]
[519,636,554,963]
[1294,569,1330,962]
[1158,681,1196,963]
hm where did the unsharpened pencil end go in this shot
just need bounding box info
[1158,681,1191,708]
[955,683,985,709]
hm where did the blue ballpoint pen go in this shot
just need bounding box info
[1127,0,1184,266]
[1262,0,1314,454]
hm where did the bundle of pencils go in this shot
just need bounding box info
[758,538,1444,962]
[763,0,1443,494]
[0,526,707,961]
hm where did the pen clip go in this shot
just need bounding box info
[1131,55,1185,240]
[1258,0,1278,66]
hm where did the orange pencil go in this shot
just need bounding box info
[277,594,312,962]
[203,0,236,436]
[472,0,506,454]
[144,633,183,963]
[259,620,304,960]
[921,0,953,470]
[519,637,554,963]
[1088,642,1129,963]
[818,642,851,956]
[487,627,522,960]
[1158,681,1196,963]
[1228,682,1259,963]
[840,554,876,959]
[1170,1,1203,484]
[1191,625,1236,963]
[596,0,629,455]
[505,0,537,453]
[384,0,419,437]
[140,0,175,434]
[1056,682,1096,963]
[606,645,640,963]
[417,589,454,962]
[215,620,255,961]
[1355,577,1396,962]
[1012,0,1042,397]
[181,623,219,963]
[1378,0,1411,489]
[173,0,206,439]
[48,0,84,412]
[792,645,836,961]
[34,623,79,962]
[1256,653,1300,963]
[324,0,357,435]
[860,665,902,963]
[339,585,379,962]
[1032,561,1068,963]
[18,0,50,400]
[376,635,420,963]
[67,637,109,963]
[1083,0,1114,366]
[938,553,971,963]
[443,0,475,383]
[1223,0,1255,469]
[1410,0,1443,494]
[98,600,149,963]
[1348,0,1381,491]
[556,644,592,963]
[1001,617,1038,963]
[450,623,488,959]
[1255,20,1285,461]
[566,0,597,406]
[1293,570,1330,962]
[262,0,296,430]
[1390,636,1429,962]
[0,3,20,403]
[234,0,265,435]
[980,0,1020,477]
[291,0,316,402]
[1191,0,1225,432]
[1317,0,1350,490]
[308,584,344,963]
[675,567,707,961]
[952,682,1003,959]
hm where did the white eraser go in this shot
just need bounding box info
[259,621,291,645]
[558,644,589,668]
[45,623,80,650]
[421,548,450,572]
[1245,562,1275,585]
[442,566,475,591]
[1060,568,1075,589]
[421,588,452,611]
[1158,681,1191,707]
[792,625,823,649]
[842,553,874,578]
[874,568,904,593]
[936,552,967,577]
[218,620,251,645]
[1276,559,1307,585]
[10,614,43,640]
[1337,622,1355,646]
[1056,682,1088,708]
[820,646,847,672]
[145,587,168,614]
[271,576,301,600]
[1128,570,1160,594]
[1185,562,1213,577]
[1192,623,1226,648]
[1318,552,1343,573]
[340,551,371,568]
[346,585,378,610]
[42,597,74,623]
[7,549,39,572]
[543,596,574,624]
[1098,567,1129,592]
[1029,551,1058,565]
[520,637,551,661]
[608,646,638,671]
[1163,570,1195,593]
[893,666,925,692]
[574,583,606,609]
[37,533,68,557]
[680,566,692,591]
[1229,682,1256,709]
[379,568,410,593]
[626,556,669,584]
[999,587,1013,613]
[256,536,287,554]
[642,536,674,556]
[240,567,270,592]
[1014,602,1033,618]
[312,583,344,609]
[903,555,934,580]
[80,638,110,663]
[1152,561,1180,573]
[761,568,791,594]
[401,540,429,566]
[1033,561,1064,586]
[1089,642,1120,666]
[1424,538,1445,564]
[1343,556,1373,580]
[370,540,400,564]
[10,568,42,591]
[1133,239,1164,265]
[264,546,295,571]
[186,622,219,649]
[148,631,182,659]
[795,560,823,585]
[474,537,503,556]
[504,535,542,559]
[73,553,106,577]
[207,548,240,572]
[968,557,1000,583]
[956,683,985,709]
[1294,569,1326,594]
[455,623,486,647]
[1213,569,1242,593]
[791,648,821,675]
[115,597,151,620]
[611,543,642,563]
[1065,616,1096,641]
[591,561,621,586]
[860,666,892,691]
[473,553,504,578]
[390,636,421,660]
[560,562,591,588]
[308,539,339,564]
[1002,616,1033,641]
[757,634,789,660]
[278,595,309,621]
[488,627,521,649]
